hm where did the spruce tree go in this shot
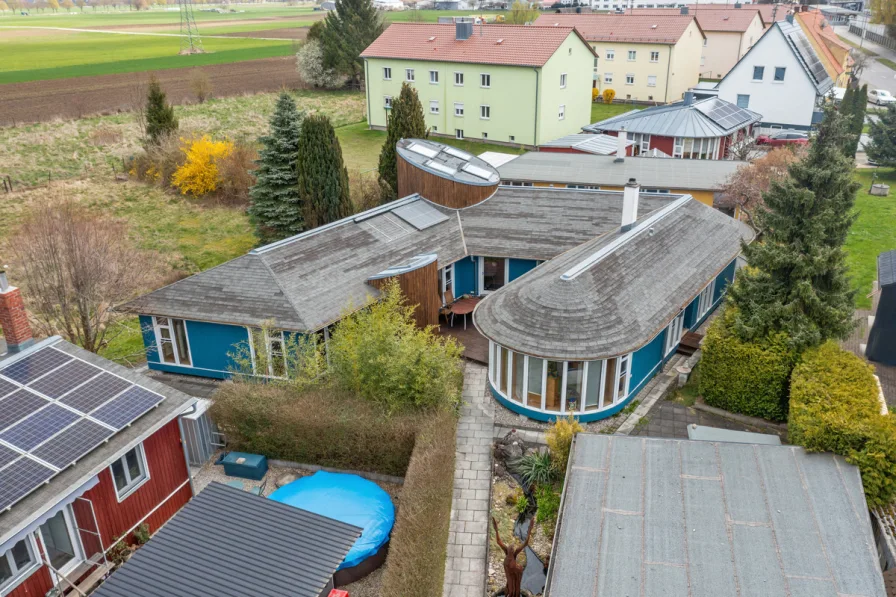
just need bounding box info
[145,75,178,145]
[378,82,428,201]
[248,93,305,243]
[298,114,353,229]
[848,84,868,157]
[865,102,896,166]
[728,104,858,351]
[319,0,383,87]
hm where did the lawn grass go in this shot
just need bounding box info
[837,34,878,56]
[0,5,315,27]
[590,101,641,123]
[848,168,896,308]
[879,57,896,72]
[384,9,502,22]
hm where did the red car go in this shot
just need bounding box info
[756,131,810,147]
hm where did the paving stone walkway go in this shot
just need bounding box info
[444,363,494,597]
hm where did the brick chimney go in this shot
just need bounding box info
[0,269,34,354]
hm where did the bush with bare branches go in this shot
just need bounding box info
[11,197,160,353]
[190,69,213,104]
[215,140,258,206]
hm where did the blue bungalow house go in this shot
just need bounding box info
[121,138,751,422]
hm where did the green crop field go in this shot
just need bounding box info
[0,4,316,27]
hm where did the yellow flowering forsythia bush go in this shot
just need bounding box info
[171,135,234,196]
[602,88,616,104]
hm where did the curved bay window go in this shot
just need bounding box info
[488,341,632,417]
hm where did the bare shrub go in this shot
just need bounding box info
[128,133,183,186]
[214,140,258,206]
[190,69,212,104]
[11,195,160,353]
[89,126,123,146]
[350,170,388,213]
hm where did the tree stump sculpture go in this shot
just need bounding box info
[492,516,534,597]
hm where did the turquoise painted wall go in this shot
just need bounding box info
[630,329,666,397]
[454,257,477,296]
[142,316,249,379]
[508,259,537,282]
[715,260,737,302]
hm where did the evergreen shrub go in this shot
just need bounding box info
[699,309,795,421]
[789,341,896,507]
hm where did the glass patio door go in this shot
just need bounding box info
[39,508,83,575]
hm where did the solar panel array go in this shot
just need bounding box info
[785,27,829,86]
[392,200,450,231]
[696,99,754,132]
[0,345,166,512]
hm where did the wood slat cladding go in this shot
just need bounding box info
[370,261,441,329]
[397,154,497,209]
[7,566,53,597]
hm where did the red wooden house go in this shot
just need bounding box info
[0,275,195,597]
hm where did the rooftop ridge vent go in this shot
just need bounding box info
[560,195,692,281]
[496,38,504,44]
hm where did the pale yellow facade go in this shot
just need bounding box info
[589,20,704,104]
[363,32,594,148]
[531,181,715,207]
[700,16,765,80]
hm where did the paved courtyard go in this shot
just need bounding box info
[628,399,781,439]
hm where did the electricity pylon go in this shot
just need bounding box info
[179,0,203,55]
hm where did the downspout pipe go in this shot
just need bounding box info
[364,59,371,128]
[533,67,540,147]
[664,44,672,103]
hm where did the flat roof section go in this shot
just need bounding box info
[92,482,362,597]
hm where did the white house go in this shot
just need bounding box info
[716,16,833,132]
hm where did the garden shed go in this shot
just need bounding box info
[867,249,896,366]
[92,482,362,597]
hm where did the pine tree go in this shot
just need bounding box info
[728,104,858,351]
[248,93,305,243]
[848,84,868,157]
[865,102,896,166]
[319,0,383,87]
[378,83,428,201]
[298,114,353,229]
[144,75,178,145]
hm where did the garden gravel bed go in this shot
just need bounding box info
[491,395,628,434]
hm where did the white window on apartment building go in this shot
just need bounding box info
[606,49,615,60]
[627,50,637,61]
[480,105,490,119]
[383,67,392,80]
[454,103,464,117]
[560,73,567,88]
[405,68,415,82]
[558,105,565,120]
[429,70,439,84]
[625,73,635,85]
[480,73,491,87]
[604,72,613,84]
[647,75,657,87]
[650,51,659,62]
[430,100,439,114]
[456,129,464,139]
[384,96,393,109]
[455,71,464,85]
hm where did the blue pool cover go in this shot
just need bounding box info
[269,471,395,569]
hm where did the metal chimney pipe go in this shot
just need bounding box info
[0,269,8,293]
[621,178,640,232]
[615,128,627,162]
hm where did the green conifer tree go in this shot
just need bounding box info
[248,93,306,243]
[144,75,178,145]
[298,114,353,229]
[847,84,868,157]
[866,102,896,166]
[319,0,383,87]
[377,83,428,202]
[728,104,858,351]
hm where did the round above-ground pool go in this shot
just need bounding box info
[269,471,395,584]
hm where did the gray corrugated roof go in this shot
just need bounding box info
[473,197,753,360]
[0,338,195,547]
[583,97,761,138]
[92,482,362,597]
[121,188,678,331]
[540,133,633,155]
[498,152,745,191]
[547,434,886,597]
[879,249,896,288]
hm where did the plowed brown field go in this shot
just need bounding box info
[0,56,302,126]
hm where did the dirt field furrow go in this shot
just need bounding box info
[0,56,303,125]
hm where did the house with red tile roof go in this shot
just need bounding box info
[795,6,853,87]
[534,13,705,103]
[360,22,596,147]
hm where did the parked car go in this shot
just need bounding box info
[869,89,896,105]
[756,130,810,147]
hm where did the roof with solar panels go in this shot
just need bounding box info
[0,337,194,546]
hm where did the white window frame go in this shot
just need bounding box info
[773,66,786,82]
[627,50,637,61]
[625,73,635,85]
[456,129,464,140]
[0,536,40,595]
[405,68,415,82]
[35,507,85,578]
[430,100,440,114]
[752,65,764,81]
[736,94,750,109]
[480,104,490,120]
[615,354,631,405]
[480,73,491,88]
[384,95,393,109]
[647,75,657,87]
[606,49,615,61]
[455,71,465,86]
[454,102,464,117]
[650,51,659,62]
[152,316,192,367]
[383,66,392,80]
[696,279,717,320]
[558,104,565,120]
[604,72,613,84]
[664,310,685,356]
[673,137,684,158]
[429,70,439,84]
[478,256,509,295]
[441,264,455,303]
[111,444,150,502]
[560,73,567,88]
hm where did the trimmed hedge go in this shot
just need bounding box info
[210,383,421,477]
[381,410,458,596]
[789,341,896,507]
[699,310,796,421]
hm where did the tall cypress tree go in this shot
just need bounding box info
[299,114,353,229]
[248,93,305,243]
[728,104,858,351]
[866,102,896,166]
[145,74,178,145]
[848,84,868,157]
[319,0,383,87]
[378,83,428,202]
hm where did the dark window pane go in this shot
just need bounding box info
[173,319,191,366]
[483,258,506,292]
[111,460,127,491]
[0,553,12,584]
[11,540,31,570]
[126,449,142,481]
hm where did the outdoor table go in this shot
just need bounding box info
[449,297,480,330]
